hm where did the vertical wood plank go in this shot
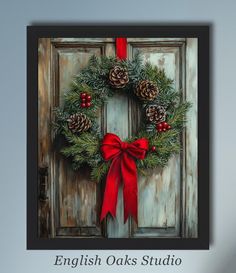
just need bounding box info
[106,93,130,238]
[38,38,51,167]
[38,38,51,237]
[183,38,198,237]
[103,41,130,238]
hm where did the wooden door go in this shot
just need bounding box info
[38,38,198,238]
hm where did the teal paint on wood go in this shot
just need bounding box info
[106,93,130,238]
[184,38,198,237]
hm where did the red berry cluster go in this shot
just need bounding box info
[80,92,92,108]
[156,121,171,132]
[150,122,172,153]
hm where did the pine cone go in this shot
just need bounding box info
[135,80,159,101]
[145,105,166,124]
[67,113,92,133]
[109,65,129,89]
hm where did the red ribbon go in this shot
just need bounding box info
[100,133,149,223]
[116,38,127,60]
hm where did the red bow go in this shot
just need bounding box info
[100,133,149,223]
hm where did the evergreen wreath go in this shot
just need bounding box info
[53,52,191,182]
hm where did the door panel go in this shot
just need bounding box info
[51,41,105,237]
[129,42,185,237]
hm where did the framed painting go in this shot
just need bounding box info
[27,25,209,249]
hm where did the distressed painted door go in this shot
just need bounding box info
[38,38,197,238]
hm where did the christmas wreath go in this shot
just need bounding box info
[54,45,190,223]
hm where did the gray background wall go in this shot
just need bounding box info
[0,0,235,272]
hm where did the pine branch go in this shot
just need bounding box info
[91,161,110,182]
[168,102,191,128]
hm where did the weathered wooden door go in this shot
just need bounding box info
[38,38,197,238]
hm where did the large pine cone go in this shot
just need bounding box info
[135,80,159,101]
[145,105,166,124]
[67,113,92,133]
[109,65,129,89]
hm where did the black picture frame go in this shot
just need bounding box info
[27,25,210,250]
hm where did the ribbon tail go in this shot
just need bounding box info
[100,156,121,222]
[121,153,138,224]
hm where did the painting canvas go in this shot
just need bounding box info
[27,26,209,249]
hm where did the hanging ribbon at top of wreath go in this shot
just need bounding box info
[116,38,127,60]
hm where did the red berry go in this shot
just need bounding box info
[80,92,87,99]
[86,95,92,102]
[163,128,167,132]
[81,102,86,108]
[81,98,86,103]
[167,125,171,130]
[158,128,163,132]
[151,146,156,152]
[86,102,91,108]
[157,123,163,129]
[163,122,168,128]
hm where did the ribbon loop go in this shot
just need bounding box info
[100,133,149,223]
